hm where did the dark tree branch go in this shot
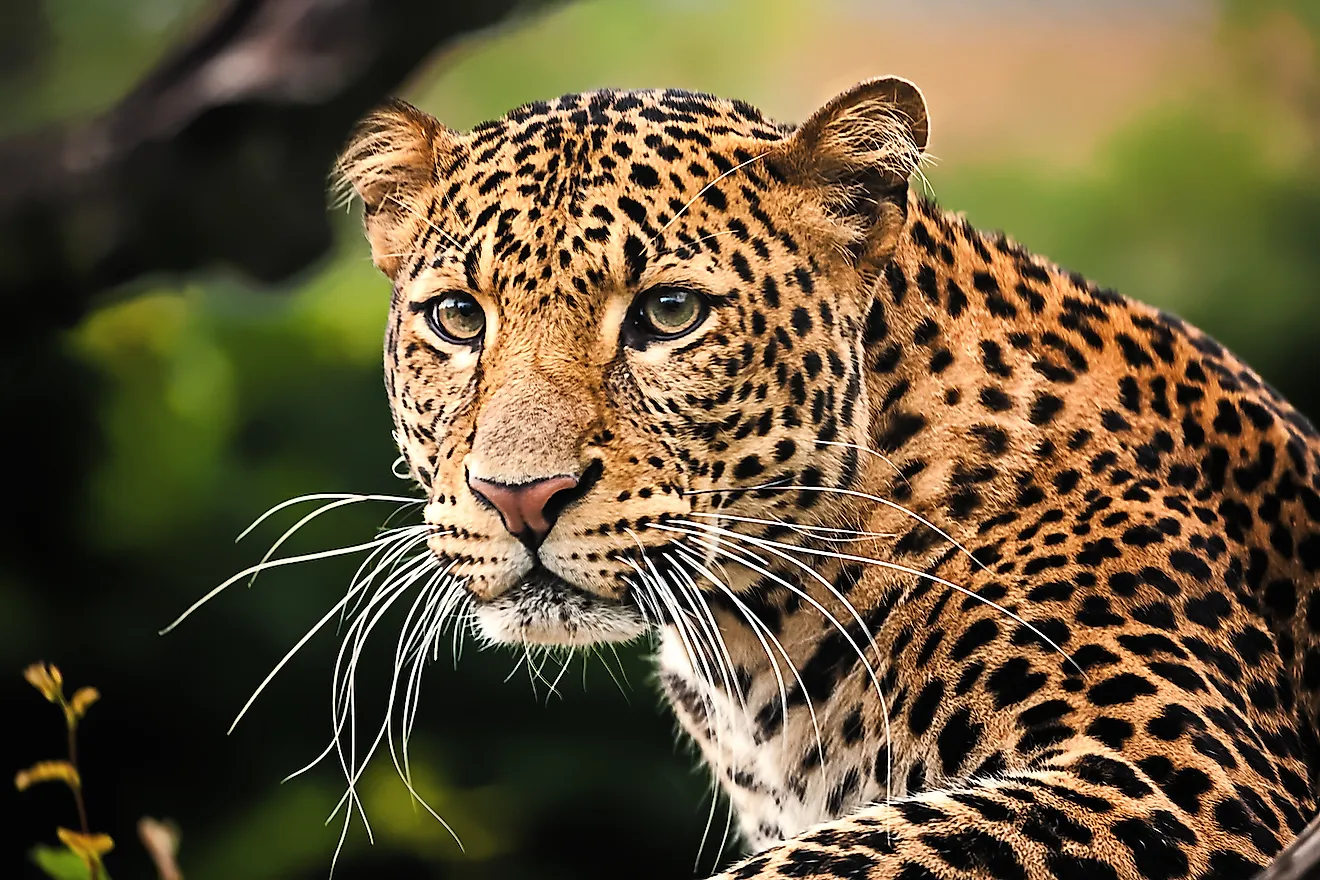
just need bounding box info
[0,0,555,333]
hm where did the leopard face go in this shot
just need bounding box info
[340,81,927,647]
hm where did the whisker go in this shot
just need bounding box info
[160,527,436,635]
[383,570,465,848]
[324,551,441,840]
[600,644,632,700]
[649,150,772,246]
[247,496,407,591]
[694,775,723,876]
[673,520,1081,676]
[627,532,738,711]
[686,510,896,544]
[619,555,718,723]
[670,540,828,771]
[715,791,737,875]
[384,192,468,253]
[657,227,743,257]
[665,553,746,713]
[681,481,989,576]
[236,492,422,542]
[663,522,896,801]
[812,438,911,490]
[279,540,436,823]
[340,526,439,628]
[229,586,370,735]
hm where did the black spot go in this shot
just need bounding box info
[1086,716,1134,751]
[629,162,660,188]
[617,196,648,224]
[1029,393,1065,425]
[841,708,865,744]
[622,234,647,284]
[951,618,1000,660]
[1200,851,1265,880]
[1138,756,1213,815]
[1021,803,1094,847]
[980,387,1014,412]
[1170,550,1212,583]
[1073,754,1153,798]
[1087,672,1158,706]
[923,830,1026,880]
[908,679,945,736]
[937,707,983,775]
[1112,814,1192,880]
[986,657,1047,708]
[878,412,927,453]
[733,455,764,480]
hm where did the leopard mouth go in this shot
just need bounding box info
[471,565,649,647]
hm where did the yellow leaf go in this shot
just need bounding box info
[24,662,64,703]
[57,828,114,864]
[15,761,81,792]
[69,687,100,719]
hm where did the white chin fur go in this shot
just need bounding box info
[473,579,649,647]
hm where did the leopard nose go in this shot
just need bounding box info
[467,473,581,549]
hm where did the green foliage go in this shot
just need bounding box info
[31,845,109,880]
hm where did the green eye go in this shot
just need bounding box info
[426,293,485,344]
[636,287,706,339]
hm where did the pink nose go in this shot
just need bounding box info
[467,473,580,549]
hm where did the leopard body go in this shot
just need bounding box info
[338,78,1320,879]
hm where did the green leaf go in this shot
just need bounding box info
[29,844,111,880]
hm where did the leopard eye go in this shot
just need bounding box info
[425,292,486,344]
[634,286,707,340]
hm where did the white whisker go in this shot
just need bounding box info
[670,540,827,770]
[670,520,1081,675]
[682,481,989,576]
[650,150,772,245]
[236,492,421,543]
[661,523,895,802]
[160,529,434,635]
[813,438,911,490]
[686,510,895,544]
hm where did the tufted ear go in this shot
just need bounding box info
[776,77,929,270]
[335,99,459,278]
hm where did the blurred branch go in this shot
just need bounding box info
[0,0,557,334]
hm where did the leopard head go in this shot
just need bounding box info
[337,78,928,647]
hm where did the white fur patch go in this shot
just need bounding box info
[474,578,647,647]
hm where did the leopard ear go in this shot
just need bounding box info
[335,100,458,277]
[777,77,929,268]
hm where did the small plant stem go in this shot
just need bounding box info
[66,716,99,880]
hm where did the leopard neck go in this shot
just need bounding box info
[856,195,1093,545]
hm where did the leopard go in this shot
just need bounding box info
[334,76,1320,879]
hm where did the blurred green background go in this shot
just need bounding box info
[3,0,1319,878]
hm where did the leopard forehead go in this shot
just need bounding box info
[404,90,795,329]
[340,80,927,303]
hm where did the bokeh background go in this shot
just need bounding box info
[3,0,1319,878]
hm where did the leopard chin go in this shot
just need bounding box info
[471,567,649,647]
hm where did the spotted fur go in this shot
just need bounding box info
[338,78,1320,879]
